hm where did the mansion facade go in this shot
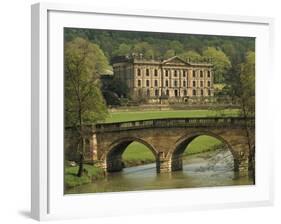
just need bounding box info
[112,55,214,102]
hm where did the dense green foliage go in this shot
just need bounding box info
[202,47,231,83]
[64,37,109,127]
[239,51,255,116]
[65,28,254,84]
[64,29,254,62]
[65,37,110,176]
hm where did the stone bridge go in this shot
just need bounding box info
[65,117,255,176]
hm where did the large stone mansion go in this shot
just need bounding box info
[111,54,214,103]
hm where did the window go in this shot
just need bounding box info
[165,70,169,77]
[155,89,159,96]
[201,89,204,96]
[147,89,150,96]
[174,70,177,77]
[184,90,187,96]
[200,70,203,78]
[154,69,158,76]
[154,80,158,87]
[146,80,149,87]
[200,81,203,87]
[166,89,169,96]
[137,68,141,76]
[183,80,186,87]
[165,80,169,87]
[208,71,211,78]
[138,80,141,87]
[208,90,211,96]
[146,69,149,76]
[174,89,178,97]
[193,81,196,87]
[174,80,178,87]
[193,70,196,78]
[193,89,196,96]
[208,81,211,87]
[183,71,186,77]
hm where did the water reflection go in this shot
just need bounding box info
[65,150,253,194]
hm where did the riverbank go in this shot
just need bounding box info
[64,164,105,189]
[65,136,226,189]
[65,149,252,194]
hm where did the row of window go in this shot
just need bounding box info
[137,68,211,78]
[141,89,212,97]
[137,80,211,87]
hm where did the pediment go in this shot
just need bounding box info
[162,56,190,66]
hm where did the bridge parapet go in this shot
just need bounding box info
[94,117,254,133]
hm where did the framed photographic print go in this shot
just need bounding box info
[31,2,274,221]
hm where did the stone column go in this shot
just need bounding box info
[171,154,183,171]
[94,158,107,172]
[91,134,98,161]
[238,158,249,177]
[234,151,250,177]
[156,152,171,173]
[106,154,123,172]
[160,65,163,97]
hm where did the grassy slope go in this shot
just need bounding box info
[185,135,222,155]
[104,109,239,123]
[122,135,223,166]
[65,164,104,188]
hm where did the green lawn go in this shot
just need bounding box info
[122,135,223,166]
[122,142,156,166]
[184,135,222,155]
[104,109,239,123]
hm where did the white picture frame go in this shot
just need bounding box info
[31,2,274,221]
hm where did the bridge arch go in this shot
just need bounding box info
[169,131,237,172]
[106,137,158,172]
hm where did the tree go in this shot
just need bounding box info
[239,52,255,181]
[224,51,255,181]
[240,51,255,117]
[65,37,109,177]
[179,50,202,62]
[164,49,176,58]
[102,90,121,106]
[105,77,129,99]
[65,28,255,67]
[113,43,131,56]
[168,40,184,55]
[202,47,231,83]
[132,42,155,59]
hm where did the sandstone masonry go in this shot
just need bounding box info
[112,55,214,103]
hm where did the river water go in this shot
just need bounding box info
[66,150,253,194]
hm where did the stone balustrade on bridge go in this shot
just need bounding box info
[94,117,254,133]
